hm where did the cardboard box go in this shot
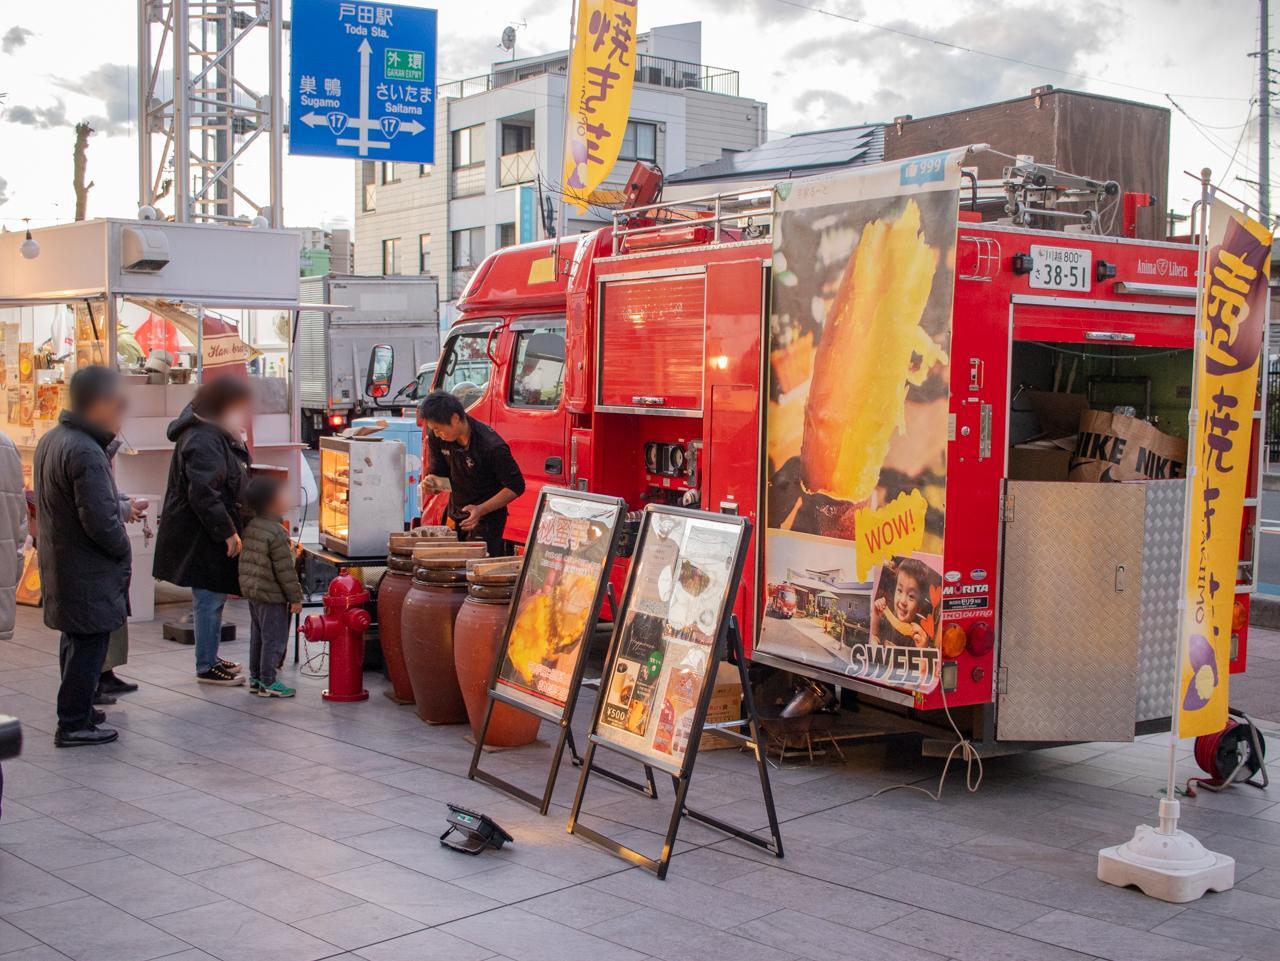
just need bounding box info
[1069,410,1186,483]
[1024,390,1089,440]
[699,662,743,751]
[1009,443,1073,481]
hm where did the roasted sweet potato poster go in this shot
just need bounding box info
[758,151,963,693]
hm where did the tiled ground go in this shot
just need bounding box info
[2,601,1280,961]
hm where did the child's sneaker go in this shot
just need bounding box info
[248,677,262,693]
[257,681,295,698]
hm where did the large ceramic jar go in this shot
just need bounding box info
[400,561,469,724]
[454,574,540,747]
[376,554,416,705]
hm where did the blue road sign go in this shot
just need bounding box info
[289,0,437,163]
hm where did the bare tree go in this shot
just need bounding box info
[72,121,94,221]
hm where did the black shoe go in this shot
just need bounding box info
[93,690,118,706]
[98,671,139,695]
[54,725,119,748]
[197,664,244,686]
[91,709,106,725]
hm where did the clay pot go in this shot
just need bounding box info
[376,556,416,705]
[400,566,469,724]
[454,580,540,747]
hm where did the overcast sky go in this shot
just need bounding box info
[0,0,1262,232]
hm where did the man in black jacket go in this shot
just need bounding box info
[419,391,525,556]
[34,366,131,747]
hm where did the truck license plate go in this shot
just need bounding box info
[1029,244,1091,292]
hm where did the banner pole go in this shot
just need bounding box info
[1098,168,1235,902]
[555,0,578,253]
[1160,167,1212,832]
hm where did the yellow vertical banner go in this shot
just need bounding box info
[562,0,638,212]
[1178,198,1272,738]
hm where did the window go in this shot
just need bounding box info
[498,222,517,249]
[381,237,400,275]
[437,329,494,408]
[379,162,400,184]
[619,121,657,163]
[451,227,485,269]
[509,325,565,408]
[501,124,533,155]
[418,233,431,274]
[418,163,432,176]
[451,124,485,168]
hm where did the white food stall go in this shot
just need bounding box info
[0,218,312,620]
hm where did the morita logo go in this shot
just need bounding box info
[1136,258,1189,279]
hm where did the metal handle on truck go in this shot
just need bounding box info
[1115,565,1126,592]
[631,396,665,407]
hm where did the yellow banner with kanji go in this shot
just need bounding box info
[562,0,638,212]
[1178,198,1272,738]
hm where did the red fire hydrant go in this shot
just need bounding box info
[302,570,371,702]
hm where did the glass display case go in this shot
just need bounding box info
[319,435,407,556]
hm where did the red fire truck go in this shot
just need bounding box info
[411,157,1259,748]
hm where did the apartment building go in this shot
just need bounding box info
[352,21,767,304]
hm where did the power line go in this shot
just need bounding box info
[763,0,1252,103]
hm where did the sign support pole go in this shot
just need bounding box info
[567,617,783,880]
[1098,168,1235,903]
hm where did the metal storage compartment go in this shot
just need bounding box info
[596,271,706,415]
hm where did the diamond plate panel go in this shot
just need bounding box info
[1136,479,1185,723]
[997,481,1144,742]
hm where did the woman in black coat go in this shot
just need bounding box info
[153,377,253,685]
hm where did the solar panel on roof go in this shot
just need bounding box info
[667,125,882,182]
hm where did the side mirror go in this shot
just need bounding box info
[365,344,394,399]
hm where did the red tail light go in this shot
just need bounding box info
[966,621,993,657]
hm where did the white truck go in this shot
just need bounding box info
[296,274,440,445]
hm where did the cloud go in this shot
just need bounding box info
[6,63,135,137]
[1,26,33,55]
[6,99,69,129]
[792,88,904,127]
[0,176,8,206]
[699,0,864,23]
[786,4,1108,119]
[53,63,133,136]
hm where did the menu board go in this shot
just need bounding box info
[493,489,624,720]
[594,507,749,775]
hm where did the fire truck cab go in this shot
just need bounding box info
[418,160,1260,749]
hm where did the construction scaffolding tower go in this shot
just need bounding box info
[137,0,284,225]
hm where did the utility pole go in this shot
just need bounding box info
[1261,0,1271,221]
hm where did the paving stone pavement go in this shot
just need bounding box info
[1,599,1279,961]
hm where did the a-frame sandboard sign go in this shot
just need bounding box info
[566,504,783,879]
[469,487,649,814]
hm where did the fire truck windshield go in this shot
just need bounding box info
[437,327,495,408]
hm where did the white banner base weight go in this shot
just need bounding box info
[1098,800,1234,903]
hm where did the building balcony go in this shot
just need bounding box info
[450,165,486,199]
[438,52,738,101]
[499,150,538,187]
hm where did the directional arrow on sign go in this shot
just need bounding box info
[335,39,389,155]
[400,120,425,135]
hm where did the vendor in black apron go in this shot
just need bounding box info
[419,390,525,557]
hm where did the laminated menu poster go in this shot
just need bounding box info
[595,509,748,775]
[494,489,624,719]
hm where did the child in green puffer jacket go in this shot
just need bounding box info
[238,476,302,698]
